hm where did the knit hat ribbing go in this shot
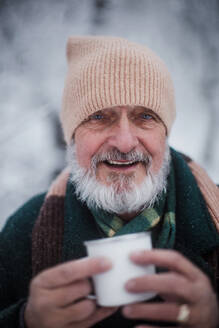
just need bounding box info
[60,36,176,144]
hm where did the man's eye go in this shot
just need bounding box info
[141,113,153,120]
[90,113,104,120]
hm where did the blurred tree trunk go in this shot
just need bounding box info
[92,0,110,27]
[50,112,66,180]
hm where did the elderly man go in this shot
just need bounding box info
[0,36,219,328]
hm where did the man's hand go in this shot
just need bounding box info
[25,257,117,328]
[122,249,219,328]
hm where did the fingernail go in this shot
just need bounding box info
[125,279,136,290]
[131,250,145,258]
[122,306,132,316]
[99,257,112,269]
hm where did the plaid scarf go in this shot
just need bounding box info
[32,149,219,285]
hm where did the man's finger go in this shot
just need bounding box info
[62,299,96,322]
[122,302,191,323]
[48,279,93,307]
[33,257,112,289]
[125,272,195,302]
[129,249,204,281]
[68,306,118,328]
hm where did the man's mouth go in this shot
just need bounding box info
[103,160,141,169]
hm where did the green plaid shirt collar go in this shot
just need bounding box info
[89,190,167,238]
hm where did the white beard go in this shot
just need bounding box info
[67,142,170,215]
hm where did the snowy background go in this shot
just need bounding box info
[1,0,219,229]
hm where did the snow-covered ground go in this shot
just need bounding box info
[1,0,218,229]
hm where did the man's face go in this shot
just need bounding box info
[74,106,167,191]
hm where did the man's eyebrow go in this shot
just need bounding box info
[89,110,103,116]
[80,110,105,124]
[135,107,160,118]
[84,110,102,118]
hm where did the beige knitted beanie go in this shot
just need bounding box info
[60,35,176,144]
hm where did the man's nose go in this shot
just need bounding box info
[107,116,139,153]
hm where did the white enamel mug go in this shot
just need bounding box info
[84,232,156,307]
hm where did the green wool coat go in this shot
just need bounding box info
[0,151,219,327]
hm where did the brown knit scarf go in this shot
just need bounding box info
[32,157,219,278]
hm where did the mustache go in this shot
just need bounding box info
[91,148,152,170]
